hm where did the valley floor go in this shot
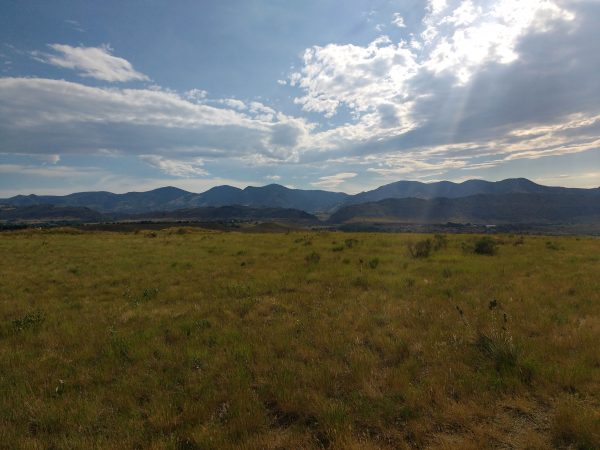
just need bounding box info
[0,228,599,449]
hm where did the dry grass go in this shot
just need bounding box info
[0,230,599,449]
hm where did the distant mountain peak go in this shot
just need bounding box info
[148,186,190,194]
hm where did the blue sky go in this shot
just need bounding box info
[1,0,599,196]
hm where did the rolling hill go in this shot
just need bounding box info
[0,205,104,222]
[130,205,318,222]
[329,192,600,224]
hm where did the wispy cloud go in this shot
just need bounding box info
[139,155,208,177]
[312,172,357,189]
[391,13,406,28]
[0,163,102,178]
[33,44,149,82]
[65,19,85,32]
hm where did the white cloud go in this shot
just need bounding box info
[219,98,246,110]
[285,0,586,174]
[291,36,419,119]
[392,13,406,28]
[0,77,312,163]
[0,163,100,177]
[65,19,85,32]
[139,155,208,177]
[33,44,149,82]
[185,88,208,102]
[422,0,574,83]
[292,0,574,125]
[265,175,281,181]
[311,172,357,189]
[533,171,600,189]
[37,154,61,165]
[248,101,277,121]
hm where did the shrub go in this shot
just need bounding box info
[128,287,159,306]
[473,237,498,255]
[475,330,518,373]
[432,234,448,251]
[305,251,321,264]
[142,288,159,301]
[12,311,45,332]
[344,238,359,248]
[408,239,432,258]
[352,276,369,290]
[546,241,562,250]
[368,258,379,269]
[513,235,525,246]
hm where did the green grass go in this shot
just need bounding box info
[0,228,599,449]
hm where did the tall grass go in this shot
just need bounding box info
[0,229,598,448]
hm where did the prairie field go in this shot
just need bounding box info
[0,228,599,449]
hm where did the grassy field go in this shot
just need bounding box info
[0,228,599,449]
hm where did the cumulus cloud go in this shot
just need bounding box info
[291,36,418,119]
[292,0,574,121]
[33,44,149,82]
[422,0,574,83]
[285,0,600,181]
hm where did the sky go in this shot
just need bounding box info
[1,0,599,196]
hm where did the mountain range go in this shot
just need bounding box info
[3,178,598,214]
[1,178,599,225]
[1,184,347,214]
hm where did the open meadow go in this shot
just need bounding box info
[0,228,599,449]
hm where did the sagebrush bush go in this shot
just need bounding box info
[344,238,359,248]
[305,251,321,264]
[12,311,45,332]
[408,239,432,258]
[473,237,498,255]
[433,234,448,250]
